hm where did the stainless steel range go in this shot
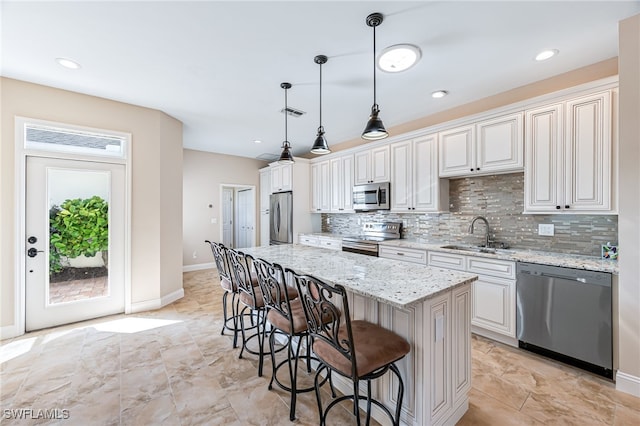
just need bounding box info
[341,222,402,257]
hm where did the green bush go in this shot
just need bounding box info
[49,196,109,272]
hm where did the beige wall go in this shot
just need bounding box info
[0,77,183,331]
[182,149,266,267]
[618,14,640,392]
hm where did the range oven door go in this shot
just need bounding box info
[341,241,378,257]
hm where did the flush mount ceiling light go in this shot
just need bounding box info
[362,12,389,141]
[431,90,448,99]
[310,55,331,155]
[278,82,295,164]
[55,57,81,69]
[378,44,421,73]
[535,49,559,61]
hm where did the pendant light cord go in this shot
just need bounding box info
[284,86,288,144]
[319,62,323,130]
[372,23,377,109]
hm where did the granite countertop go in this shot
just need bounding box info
[299,232,343,239]
[379,239,619,275]
[242,244,477,310]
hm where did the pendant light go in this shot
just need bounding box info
[310,55,331,155]
[278,82,295,164]
[362,12,388,141]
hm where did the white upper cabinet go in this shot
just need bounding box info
[259,168,271,211]
[524,91,613,213]
[329,155,354,212]
[271,163,292,193]
[439,112,524,178]
[391,134,448,212]
[354,145,390,184]
[310,160,330,213]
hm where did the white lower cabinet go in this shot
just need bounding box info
[298,235,319,247]
[428,251,516,345]
[298,234,341,251]
[318,236,342,251]
[379,245,427,265]
[330,283,471,426]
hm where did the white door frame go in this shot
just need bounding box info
[218,184,256,248]
[12,116,132,338]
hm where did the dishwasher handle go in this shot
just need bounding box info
[517,262,611,288]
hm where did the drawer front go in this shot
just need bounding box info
[319,238,342,251]
[466,256,515,279]
[427,251,465,271]
[299,235,319,246]
[379,246,427,265]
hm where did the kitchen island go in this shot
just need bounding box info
[242,244,478,426]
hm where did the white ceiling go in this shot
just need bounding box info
[2,1,639,161]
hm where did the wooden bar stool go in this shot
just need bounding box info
[290,270,411,426]
[252,258,327,421]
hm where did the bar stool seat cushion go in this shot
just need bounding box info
[267,299,307,334]
[220,277,235,292]
[313,320,410,377]
[239,282,296,309]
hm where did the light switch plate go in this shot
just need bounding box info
[538,224,554,236]
[211,217,217,224]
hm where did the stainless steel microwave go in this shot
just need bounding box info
[353,182,390,212]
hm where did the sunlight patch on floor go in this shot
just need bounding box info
[91,317,182,334]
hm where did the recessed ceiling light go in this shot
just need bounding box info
[55,57,81,69]
[535,49,559,61]
[431,90,448,99]
[378,44,421,73]
[253,140,262,144]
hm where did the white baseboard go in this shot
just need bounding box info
[616,370,640,397]
[0,324,20,340]
[161,288,184,307]
[183,262,215,272]
[471,327,518,348]
[129,288,185,313]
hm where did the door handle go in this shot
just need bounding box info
[27,247,44,258]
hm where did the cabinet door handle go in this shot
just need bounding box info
[476,167,480,171]
[397,252,405,256]
[556,206,561,210]
[565,205,570,209]
[470,168,474,172]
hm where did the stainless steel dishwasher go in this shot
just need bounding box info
[516,262,612,379]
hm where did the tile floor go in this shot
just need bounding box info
[1,269,638,425]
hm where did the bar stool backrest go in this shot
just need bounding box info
[206,241,234,288]
[253,258,293,322]
[288,271,356,379]
[227,249,259,305]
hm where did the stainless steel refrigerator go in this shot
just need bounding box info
[270,191,293,245]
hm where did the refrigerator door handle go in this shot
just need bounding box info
[276,202,281,233]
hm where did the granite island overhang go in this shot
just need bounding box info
[241,244,478,425]
[242,244,477,309]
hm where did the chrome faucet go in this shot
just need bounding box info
[469,216,492,248]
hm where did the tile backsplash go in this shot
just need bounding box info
[321,173,618,257]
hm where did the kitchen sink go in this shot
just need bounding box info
[440,244,498,254]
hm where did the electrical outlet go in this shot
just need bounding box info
[538,224,555,236]
[211,217,217,224]
[192,251,197,259]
